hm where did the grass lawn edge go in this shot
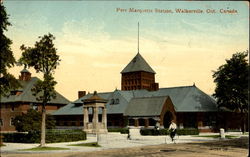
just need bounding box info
[192,135,239,139]
[68,142,101,147]
[19,146,70,151]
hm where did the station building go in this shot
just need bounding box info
[53,53,219,132]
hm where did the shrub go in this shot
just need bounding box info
[13,109,55,132]
[1,130,86,143]
[108,128,129,134]
[140,129,169,135]
[45,130,86,143]
[176,128,199,135]
[140,128,199,136]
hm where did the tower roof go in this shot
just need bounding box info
[121,53,156,74]
[20,68,30,73]
[84,91,108,103]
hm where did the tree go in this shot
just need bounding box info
[213,51,249,132]
[19,33,60,147]
[0,3,20,96]
[13,109,56,132]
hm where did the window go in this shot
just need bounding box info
[33,104,38,111]
[0,119,3,126]
[11,105,15,111]
[10,117,14,126]
[30,103,38,110]
[10,91,16,95]
[110,99,114,104]
[115,99,119,104]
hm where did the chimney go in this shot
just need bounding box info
[78,91,86,99]
[19,68,31,81]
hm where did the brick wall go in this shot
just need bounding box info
[121,71,158,91]
[0,102,63,132]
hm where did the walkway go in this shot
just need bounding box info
[0,132,248,156]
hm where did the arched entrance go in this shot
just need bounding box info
[163,111,173,128]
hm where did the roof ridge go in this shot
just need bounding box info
[159,85,195,90]
[131,95,169,99]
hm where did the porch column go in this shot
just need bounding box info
[134,118,139,127]
[102,107,107,129]
[197,113,203,129]
[93,107,98,130]
[145,118,149,128]
[83,107,89,129]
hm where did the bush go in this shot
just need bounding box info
[1,130,86,143]
[140,129,169,135]
[176,128,199,135]
[108,128,129,134]
[140,128,199,136]
[13,109,55,132]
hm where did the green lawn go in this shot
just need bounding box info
[192,135,238,139]
[68,142,100,147]
[20,146,70,151]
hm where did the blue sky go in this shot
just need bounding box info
[5,1,248,39]
[4,1,249,100]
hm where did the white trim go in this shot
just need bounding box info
[10,117,14,126]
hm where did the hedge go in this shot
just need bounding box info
[108,128,129,134]
[176,128,199,135]
[2,130,86,143]
[140,128,199,136]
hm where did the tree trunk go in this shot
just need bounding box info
[241,112,246,133]
[40,104,46,147]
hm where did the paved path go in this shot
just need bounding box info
[0,132,248,156]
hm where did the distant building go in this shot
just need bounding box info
[53,53,219,132]
[0,69,70,132]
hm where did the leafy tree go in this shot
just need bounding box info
[0,3,20,96]
[13,109,56,132]
[19,33,60,147]
[213,51,249,132]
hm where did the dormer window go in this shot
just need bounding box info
[10,90,23,96]
[115,99,119,104]
[110,98,119,105]
[10,91,17,95]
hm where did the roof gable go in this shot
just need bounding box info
[0,77,70,105]
[105,90,131,114]
[150,86,217,112]
[124,96,169,116]
[121,53,156,74]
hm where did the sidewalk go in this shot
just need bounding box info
[0,132,247,154]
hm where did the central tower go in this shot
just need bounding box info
[121,53,159,91]
[121,23,159,91]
